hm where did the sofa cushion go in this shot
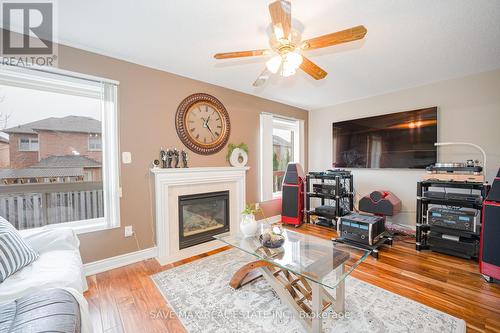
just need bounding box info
[0,228,87,303]
[0,288,81,333]
[0,217,39,283]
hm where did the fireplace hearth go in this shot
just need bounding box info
[178,190,230,249]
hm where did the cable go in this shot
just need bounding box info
[133,231,141,251]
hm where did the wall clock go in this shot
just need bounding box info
[175,93,231,155]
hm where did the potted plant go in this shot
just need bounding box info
[240,203,260,237]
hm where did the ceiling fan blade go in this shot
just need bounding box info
[269,0,291,39]
[214,49,271,59]
[300,57,327,80]
[302,25,367,51]
[253,68,272,87]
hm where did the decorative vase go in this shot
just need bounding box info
[230,148,248,167]
[240,213,257,237]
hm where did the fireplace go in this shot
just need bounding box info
[178,190,230,249]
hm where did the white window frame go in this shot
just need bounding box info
[260,113,304,202]
[88,133,102,151]
[0,64,121,234]
[18,137,39,151]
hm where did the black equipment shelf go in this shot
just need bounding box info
[305,170,354,227]
[419,197,483,210]
[332,235,393,259]
[415,179,490,258]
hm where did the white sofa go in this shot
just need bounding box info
[0,227,91,332]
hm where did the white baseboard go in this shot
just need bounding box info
[84,247,158,276]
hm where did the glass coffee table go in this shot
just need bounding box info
[214,226,370,333]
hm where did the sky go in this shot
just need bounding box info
[0,84,101,139]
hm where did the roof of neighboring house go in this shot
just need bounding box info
[0,167,84,179]
[273,135,292,147]
[3,116,101,134]
[30,155,101,169]
[0,137,9,144]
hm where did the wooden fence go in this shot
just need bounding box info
[0,182,104,230]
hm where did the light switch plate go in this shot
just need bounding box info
[122,152,132,164]
[124,225,134,237]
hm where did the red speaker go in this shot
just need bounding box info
[281,163,305,226]
[480,170,500,282]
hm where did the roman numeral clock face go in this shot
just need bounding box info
[175,94,231,155]
[187,103,224,146]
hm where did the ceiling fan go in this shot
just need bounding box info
[213,0,367,87]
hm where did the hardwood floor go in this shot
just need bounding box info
[85,224,500,333]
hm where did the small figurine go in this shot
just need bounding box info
[166,149,174,168]
[152,159,160,169]
[160,148,167,168]
[181,150,189,168]
[173,148,180,168]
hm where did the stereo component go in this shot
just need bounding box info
[428,231,479,259]
[427,207,479,233]
[423,191,483,205]
[312,184,339,196]
[338,213,385,245]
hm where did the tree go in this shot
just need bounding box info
[0,89,11,130]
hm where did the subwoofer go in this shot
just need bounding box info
[281,163,305,226]
[480,169,500,282]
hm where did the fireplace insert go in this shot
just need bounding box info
[178,190,230,249]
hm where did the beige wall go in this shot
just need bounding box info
[53,44,308,263]
[309,69,500,226]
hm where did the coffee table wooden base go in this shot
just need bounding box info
[229,260,345,333]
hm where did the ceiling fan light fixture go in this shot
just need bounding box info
[279,51,302,77]
[281,65,296,77]
[266,55,282,74]
[285,51,303,69]
[214,0,368,85]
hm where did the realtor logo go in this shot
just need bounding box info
[1,1,57,66]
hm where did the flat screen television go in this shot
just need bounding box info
[332,107,437,169]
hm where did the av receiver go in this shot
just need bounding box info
[313,184,336,196]
[312,184,346,196]
[428,231,479,259]
[427,207,479,233]
[338,213,385,245]
[423,191,483,205]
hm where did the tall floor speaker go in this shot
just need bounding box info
[281,163,305,226]
[480,168,500,282]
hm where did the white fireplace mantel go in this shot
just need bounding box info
[151,166,249,265]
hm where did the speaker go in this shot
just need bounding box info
[281,163,305,226]
[359,191,402,216]
[486,174,500,202]
[480,169,500,281]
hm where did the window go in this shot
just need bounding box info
[260,113,304,201]
[88,134,102,151]
[0,65,120,234]
[18,138,39,151]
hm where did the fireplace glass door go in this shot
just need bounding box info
[178,190,230,249]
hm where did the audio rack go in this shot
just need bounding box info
[416,179,490,259]
[305,169,354,228]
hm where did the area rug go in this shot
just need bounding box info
[151,249,466,333]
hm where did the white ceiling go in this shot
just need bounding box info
[17,1,500,109]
